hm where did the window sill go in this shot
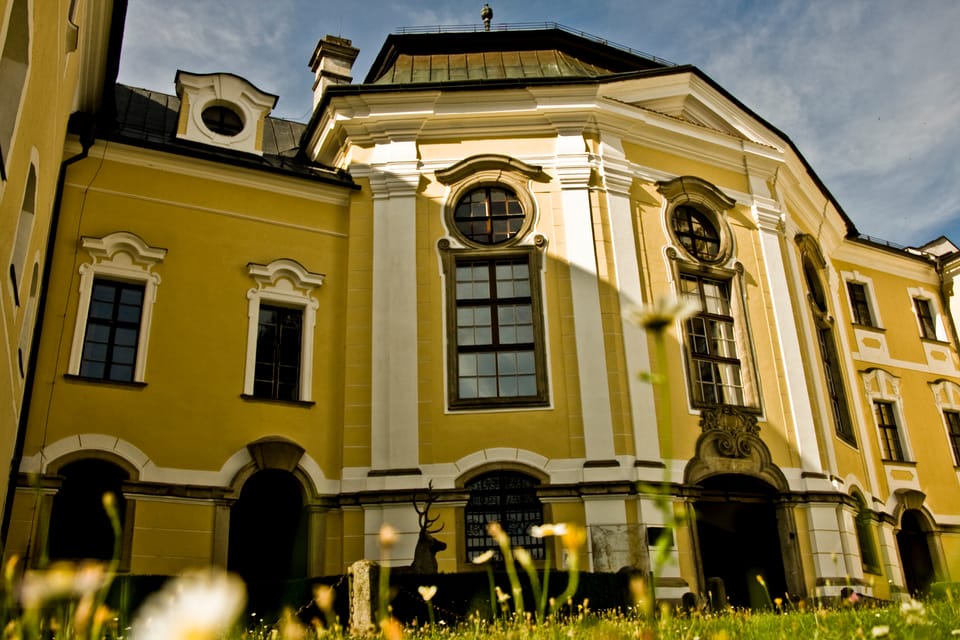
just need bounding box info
[881,459,915,466]
[240,394,315,408]
[449,397,550,411]
[836,433,858,449]
[63,374,147,388]
[852,323,885,332]
[920,336,951,346]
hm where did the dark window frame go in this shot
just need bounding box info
[913,297,937,340]
[464,471,544,562]
[78,279,144,383]
[253,303,303,401]
[944,410,960,467]
[444,248,548,409]
[681,273,745,407]
[672,204,721,262]
[847,282,875,327]
[452,186,526,246]
[874,400,906,462]
[201,104,244,137]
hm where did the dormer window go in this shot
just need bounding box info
[175,71,278,155]
[201,104,244,137]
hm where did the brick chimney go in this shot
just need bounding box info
[309,35,359,108]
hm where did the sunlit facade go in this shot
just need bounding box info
[2,5,958,608]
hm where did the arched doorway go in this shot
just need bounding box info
[47,459,128,562]
[897,509,936,596]
[693,474,788,608]
[227,469,308,614]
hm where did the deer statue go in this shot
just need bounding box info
[409,481,447,574]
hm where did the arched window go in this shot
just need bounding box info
[9,162,36,301]
[852,492,880,574]
[0,0,30,177]
[47,459,128,562]
[464,471,543,561]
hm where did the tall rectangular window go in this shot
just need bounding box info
[847,282,874,327]
[451,256,546,407]
[913,297,937,339]
[253,304,302,401]
[818,327,856,445]
[681,274,744,406]
[79,280,144,382]
[874,401,905,462]
[945,410,960,466]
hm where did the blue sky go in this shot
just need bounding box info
[117,1,960,247]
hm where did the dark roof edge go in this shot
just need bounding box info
[102,130,358,190]
[683,68,858,239]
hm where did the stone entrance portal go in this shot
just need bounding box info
[694,475,787,608]
[897,509,936,596]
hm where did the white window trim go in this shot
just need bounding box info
[841,271,883,328]
[244,259,324,402]
[67,232,167,382]
[929,379,960,467]
[907,286,947,342]
[861,368,913,462]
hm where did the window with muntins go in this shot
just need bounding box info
[453,187,525,245]
[436,161,549,411]
[913,297,937,340]
[681,274,744,406]
[672,205,721,262]
[254,305,302,401]
[464,471,544,562]
[847,282,874,327]
[945,410,960,466]
[79,280,145,382]
[67,232,166,384]
[874,401,905,462]
[455,257,539,401]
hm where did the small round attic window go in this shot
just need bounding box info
[671,205,721,262]
[201,104,244,137]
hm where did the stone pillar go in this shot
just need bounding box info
[307,504,328,577]
[555,131,616,464]
[348,559,380,634]
[211,500,232,568]
[877,518,907,599]
[804,502,846,597]
[599,136,660,468]
[368,142,421,474]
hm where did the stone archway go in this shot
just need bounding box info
[684,407,805,605]
[692,474,788,608]
[224,437,314,616]
[897,509,937,596]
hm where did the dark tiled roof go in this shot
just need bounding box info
[107,85,353,186]
[365,28,669,85]
[374,49,615,84]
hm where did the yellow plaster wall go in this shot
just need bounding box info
[0,0,88,527]
[130,500,214,574]
[21,151,352,480]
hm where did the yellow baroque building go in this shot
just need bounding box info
[2,4,959,608]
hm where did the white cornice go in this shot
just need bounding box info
[68,138,353,206]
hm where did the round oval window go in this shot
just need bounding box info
[201,105,244,136]
[453,186,526,245]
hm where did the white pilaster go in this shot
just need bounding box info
[751,199,825,475]
[555,132,616,463]
[600,136,660,464]
[369,141,420,472]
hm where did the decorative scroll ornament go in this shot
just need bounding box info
[699,406,760,458]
